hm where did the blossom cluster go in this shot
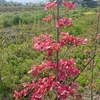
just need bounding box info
[54,81,75,99]
[14,75,81,100]
[45,0,75,11]
[63,1,75,10]
[45,1,57,10]
[28,58,56,76]
[56,17,73,28]
[32,33,60,56]
[43,16,52,21]
[14,56,80,100]
[28,58,80,82]
[57,58,80,81]
[60,32,87,46]
[32,32,86,56]
[14,75,55,100]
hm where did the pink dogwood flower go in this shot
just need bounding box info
[60,32,87,46]
[53,43,60,51]
[33,33,60,56]
[56,17,73,28]
[62,17,73,26]
[79,38,87,45]
[45,1,57,10]
[57,70,67,81]
[76,94,82,100]
[28,64,45,76]
[63,1,75,10]
[43,16,52,21]
[59,59,68,70]
[14,90,20,99]
[56,19,65,28]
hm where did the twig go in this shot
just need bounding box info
[68,54,96,86]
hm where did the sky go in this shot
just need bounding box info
[6,0,48,3]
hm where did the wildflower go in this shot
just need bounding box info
[84,12,96,15]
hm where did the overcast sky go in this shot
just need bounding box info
[6,0,48,3]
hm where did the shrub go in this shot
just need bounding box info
[13,15,21,25]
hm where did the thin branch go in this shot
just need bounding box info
[68,54,96,86]
[56,0,60,66]
[90,1,100,100]
[55,0,60,100]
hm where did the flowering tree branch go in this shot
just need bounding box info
[14,1,87,100]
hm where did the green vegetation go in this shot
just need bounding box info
[0,7,49,28]
[0,6,100,100]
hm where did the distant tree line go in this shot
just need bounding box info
[0,0,6,5]
[49,0,98,7]
[49,0,83,4]
[82,0,98,7]
[0,0,18,6]
[0,0,38,6]
[0,0,98,7]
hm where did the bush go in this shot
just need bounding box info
[3,20,12,27]
[13,15,21,25]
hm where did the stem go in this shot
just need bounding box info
[56,0,60,66]
[55,0,60,100]
[0,67,1,84]
[90,1,100,100]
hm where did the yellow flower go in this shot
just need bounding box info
[84,12,96,15]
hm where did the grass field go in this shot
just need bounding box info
[0,6,100,100]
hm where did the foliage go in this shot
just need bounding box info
[0,7,49,28]
[0,2,100,100]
